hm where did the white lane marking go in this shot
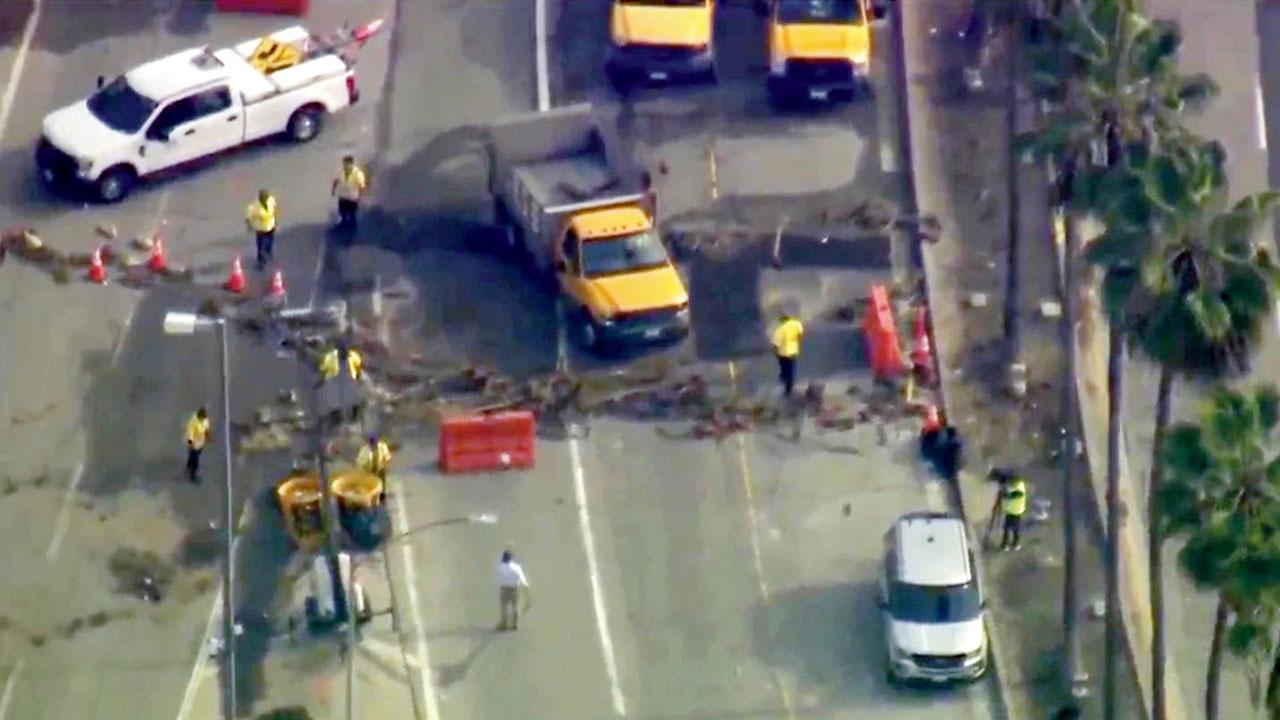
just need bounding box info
[44,463,85,560]
[1256,74,1269,151]
[569,436,628,716]
[555,298,569,372]
[175,585,222,720]
[0,0,42,144]
[391,480,441,720]
[0,659,25,720]
[534,0,551,112]
[110,304,138,367]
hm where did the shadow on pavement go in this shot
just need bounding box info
[35,0,213,53]
[232,488,298,715]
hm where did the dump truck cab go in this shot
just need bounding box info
[607,0,716,85]
[557,205,689,348]
[275,471,325,552]
[766,0,874,104]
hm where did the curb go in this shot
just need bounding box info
[890,4,1013,720]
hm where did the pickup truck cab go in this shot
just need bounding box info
[37,26,359,202]
[766,0,876,105]
[607,0,716,87]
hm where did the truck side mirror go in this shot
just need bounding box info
[96,75,105,89]
[147,126,171,143]
[871,0,889,20]
[554,259,568,273]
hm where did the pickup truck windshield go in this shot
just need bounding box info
[581,230,669,277]
[777,0,860,23]
[619,0,706,5]
[887,581,982,624]
[87,77,158,134]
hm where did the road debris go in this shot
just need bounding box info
[107,547,176,603]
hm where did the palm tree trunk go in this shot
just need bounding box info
[1060,208,1083,691]
[1104,326,1126,720]
[1206,595,1230,720]
[1150,366,1173,720]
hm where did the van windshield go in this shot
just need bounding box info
[87,76,158,134]
[619,0,706,5]
[777,0,860,23]
[887,581,982,623]
[580,230,669,277]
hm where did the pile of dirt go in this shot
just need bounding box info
[254,708,315,720]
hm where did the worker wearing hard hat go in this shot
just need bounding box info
[318,340,365,424]
[357,434,392,480]
[331,155,368,231]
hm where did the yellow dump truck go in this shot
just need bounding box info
[607,0,717,86]
[765,0,882,104]
[488,103,690,350]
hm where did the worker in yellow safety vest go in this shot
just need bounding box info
[245,189,278,271]
[771,312,805,398]
[184,407,212,484]
[319,342,363,382]
[319,341,365,424]
[357,434,393,480]
[999,474,1028,551]
[331,155,368,231]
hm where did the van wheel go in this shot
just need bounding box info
[287,106,324,143]
[95,166,136,203]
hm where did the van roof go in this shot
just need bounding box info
[894,513,972,586]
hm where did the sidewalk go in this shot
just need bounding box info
[895,1,1146,718]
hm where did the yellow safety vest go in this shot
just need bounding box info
[1002,479,1028,517]
[336,166,367,201]
[185,414,211,450]
[357,441,392,474]
[246,196,277,233]
[772,318,805,358]
[320,348,363,381]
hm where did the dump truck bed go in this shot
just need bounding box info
[489,104,647,260]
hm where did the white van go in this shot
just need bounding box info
[880,511,988,682]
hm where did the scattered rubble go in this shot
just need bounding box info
[108,547,176,603]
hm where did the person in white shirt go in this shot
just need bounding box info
[496,549,531,631]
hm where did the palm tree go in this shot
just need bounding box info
[1159,385,1280,720]
[1021,3,1218,716]
[1092,142,1280,720]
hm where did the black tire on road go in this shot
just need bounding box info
[95,165,136,203]
[287,106,324,143]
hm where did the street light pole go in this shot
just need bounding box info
[215,318,237,720]
[163,311,236,720]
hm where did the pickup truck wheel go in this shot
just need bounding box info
[95,166,136,203]
[287,106,324,143]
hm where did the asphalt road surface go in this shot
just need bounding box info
[0,0,392,718]
[0,1,998,719]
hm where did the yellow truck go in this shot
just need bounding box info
[607,0,717,87]
[488,104,690,350]
[764,0,883,105]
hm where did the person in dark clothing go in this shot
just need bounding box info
[920,424,964,481]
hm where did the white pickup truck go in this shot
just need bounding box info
[36,24,373,202]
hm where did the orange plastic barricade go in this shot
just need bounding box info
[862,284,906,381]
[438,411,536,474]
[214,0,310,15]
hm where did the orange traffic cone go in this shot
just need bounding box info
[224,255,246,293]
[87,246,106,284]
[911,306,933,381]
[267,269,286,299]
[148,237,167,272]
[922,405,942,434]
